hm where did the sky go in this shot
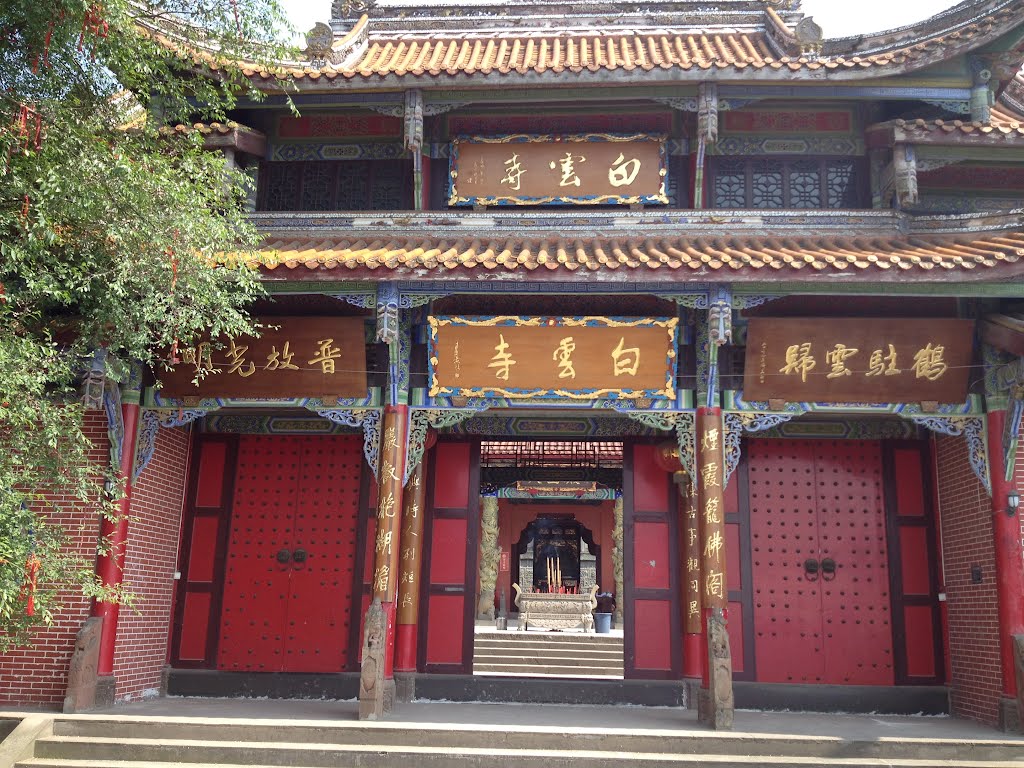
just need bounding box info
[279,1,963,39]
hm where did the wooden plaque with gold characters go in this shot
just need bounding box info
[743,318,975,404]
[428,316,678,400]
[159,316,368,400]
[448,134,668,206]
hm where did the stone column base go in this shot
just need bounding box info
[999,696,1022,734]
[63,617,113,713]
[383,678,396,714]
[696,687,733,730]
[394,672,417,704]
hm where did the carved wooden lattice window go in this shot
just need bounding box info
[709,157,865,209]
[258,160,413,211]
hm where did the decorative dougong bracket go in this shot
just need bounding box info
[723,411,796,487]
[158,409,210,428]
[311,408,383,480]
[1005,397,1023,484]
[133,410,161,483]
[406,407,487,485]
[910,415,991,496]
[104,380,124,473]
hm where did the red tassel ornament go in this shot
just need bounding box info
[24,554,41,616]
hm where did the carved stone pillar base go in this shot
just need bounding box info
[476,588,496,621]
[394,672,417,704]
[697,607,734,731]
[159,665,171,697]
[63,617,106,713]
[1000,696,1022,734]
[358,598,387,721]
[383,678,396,714]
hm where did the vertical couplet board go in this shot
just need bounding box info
[624,442,682,679]
[749,439,893,685]
[171,434,238,667]
[216,435,363,673]
[420,438,481,673]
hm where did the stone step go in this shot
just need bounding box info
[20,758,1024,768]
[472,660,622,672]
[35,720,1024,764]
[478,632,622,643]
[472,666,623,678]
[475,638,623,649]
[21,757,1024,768]
[473,632,624,679]
[473,651,623,664]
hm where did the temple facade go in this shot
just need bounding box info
[2,0,1024,731]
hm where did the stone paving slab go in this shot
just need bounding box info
[3,698,1019,744]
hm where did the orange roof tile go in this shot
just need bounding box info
[276,30,901,79]
[144,2,1024,86]
[893,116,1024,138]
[249,231,1024,279]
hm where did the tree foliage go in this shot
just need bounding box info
[0,0,292,650]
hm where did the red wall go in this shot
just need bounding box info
[0,412,107,708]
[112,425,190,700]
[0,416,190,707]
[495,500,615,609]
[934,434,1002,725]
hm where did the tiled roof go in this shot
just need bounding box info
[240,31,937,81]
[892,117,1024,139]
[153,1,1024,85]
[341,33,816,77]
[159,121,244,137]
[251,231,1024,278]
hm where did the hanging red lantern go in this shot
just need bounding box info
[653,441,683,473]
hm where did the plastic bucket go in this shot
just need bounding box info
[594,612,612,633]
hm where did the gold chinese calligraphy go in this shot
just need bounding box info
[159,317,368,400]
[744,318,974,404]
[449,134,668,206]
[428,315,678,399]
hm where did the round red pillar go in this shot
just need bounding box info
[987,409,1024,697]
[91,400,140,677]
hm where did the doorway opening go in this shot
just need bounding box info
[471,439,625,679]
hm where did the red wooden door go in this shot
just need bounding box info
[286,436,363,672]
[748,439,824,683]
[217,435,362,673]
[624,443,681,679]
[749,439,893,685]
[420,439,480,673]
[817,440,892,685]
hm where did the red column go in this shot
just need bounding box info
[91,400,141,677]
[681,475,703,679]
[987,409,1024,697]
[371,404,409,680]
[697,406,728,689]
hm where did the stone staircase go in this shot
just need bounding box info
[473,629,623,678]
[8,713,1024,768]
